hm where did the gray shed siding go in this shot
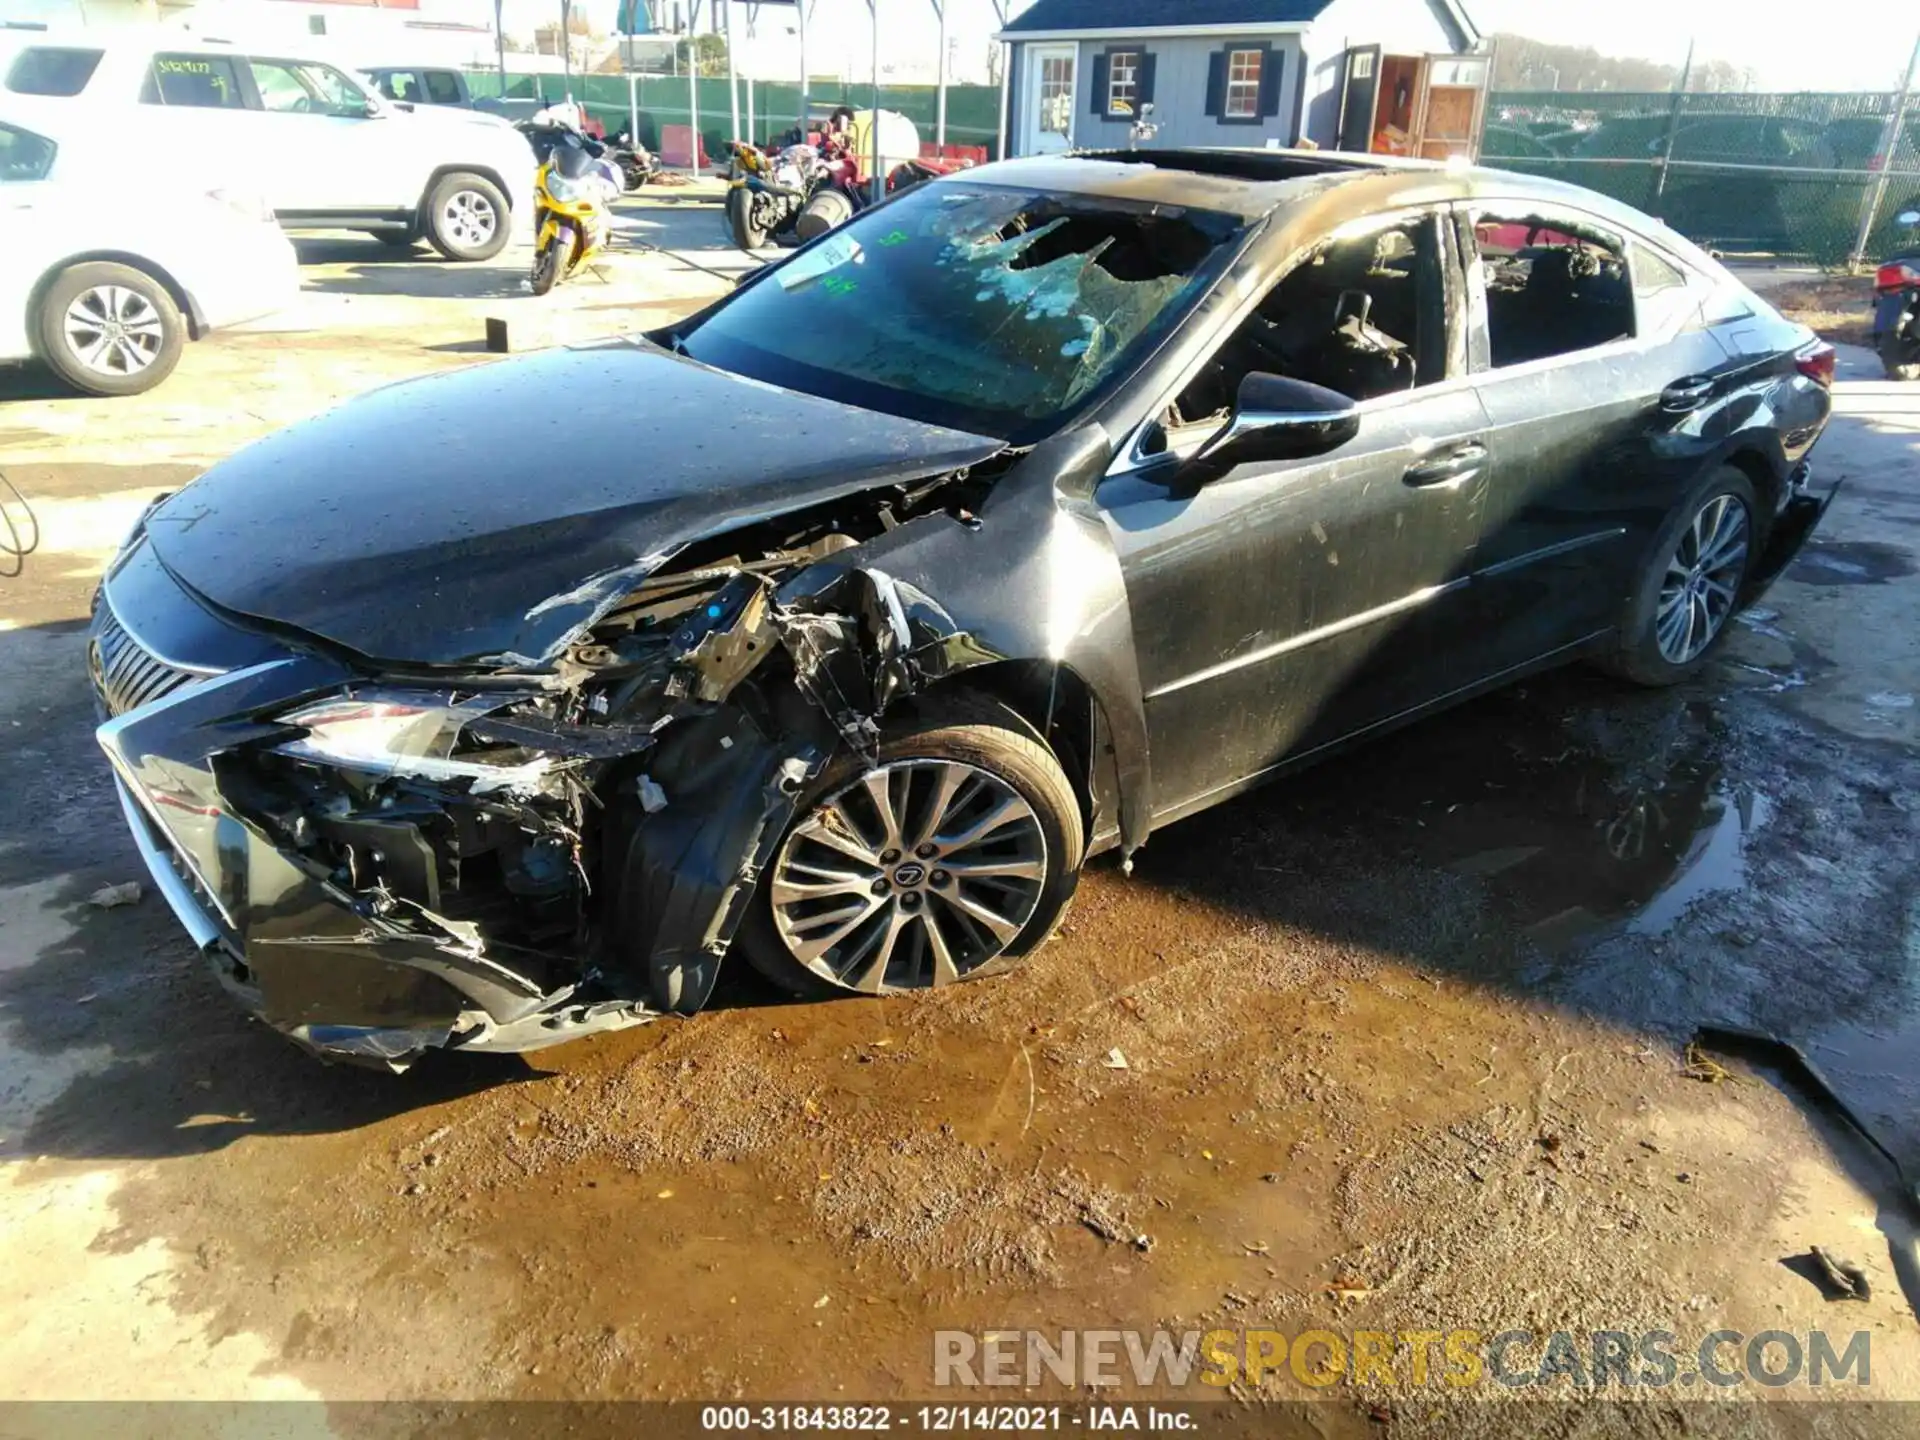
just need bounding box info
[1006,34,1307,157]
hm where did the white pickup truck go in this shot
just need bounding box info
[3,33,533,261]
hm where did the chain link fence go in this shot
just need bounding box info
[1482,89,1920,266]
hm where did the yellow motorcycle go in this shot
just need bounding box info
[529,126,624,296]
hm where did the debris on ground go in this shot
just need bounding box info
[1102,1048,1129,1070]
[1327,1275,1372,1301]
[86,881,142,909]
[1681,1043,1735,1084]
[1808,1247,1872,1301]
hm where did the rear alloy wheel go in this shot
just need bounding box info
[424,171,510,261]
[741,699,1083,998]
[1600,465,1758,686]
[35,261,184,397]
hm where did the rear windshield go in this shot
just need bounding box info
[674,183,1246,442]
[5,46,104,97]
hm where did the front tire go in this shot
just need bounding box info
[739,695,1084,999]
[529,232,566,295]
[1880,331,1920,382]
[424,171,510,262]
[1598,465,1759,687]
[34,261,184,398]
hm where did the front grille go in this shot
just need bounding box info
[90,604,205,718]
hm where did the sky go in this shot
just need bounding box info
[1461,0,1912,93]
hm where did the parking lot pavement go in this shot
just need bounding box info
[2,221,1918,1419]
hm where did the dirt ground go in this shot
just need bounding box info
[2,202,1919,1435]
[1768,274,1879,351]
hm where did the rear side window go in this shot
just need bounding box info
[1472,209,1636,367]
[425,70,462,105]
[140,53,248,108]
[5,46,104,97]
[0,122,57,182]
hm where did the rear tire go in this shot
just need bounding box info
[737,693,1084,1000]
[1880,332,1920,382]
[1597,465,1759,687]
[34,261,184,398]
[793,187,855,243]
[424,171,510,261]
[726,189,771,251]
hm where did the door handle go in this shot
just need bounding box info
[1662,377,1715,413]
[1403,441,1488,488]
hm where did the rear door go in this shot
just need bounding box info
[135,50,258,188]
[1459,200,1737,674]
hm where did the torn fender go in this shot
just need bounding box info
[775,424,1156,852]
[615,704,823,1013]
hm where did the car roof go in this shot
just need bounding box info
[957,147,1704,253]
[952,148,1749,290]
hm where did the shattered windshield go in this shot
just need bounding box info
[674,184,1246,441]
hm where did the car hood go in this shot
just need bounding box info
[143,340,1006,668]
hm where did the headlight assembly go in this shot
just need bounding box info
[275,690,559,792]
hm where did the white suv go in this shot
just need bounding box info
[4,33,533,261]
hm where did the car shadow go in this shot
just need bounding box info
[293,236,533,301]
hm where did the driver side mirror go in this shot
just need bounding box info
[1187,373,1360,477]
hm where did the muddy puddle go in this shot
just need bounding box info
[1218,676,1769,964]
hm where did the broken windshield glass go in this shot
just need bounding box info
[676,184,1245,442]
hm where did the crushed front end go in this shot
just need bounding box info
[91,470,1010,1071]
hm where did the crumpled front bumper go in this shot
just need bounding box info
[97,655,656,1070]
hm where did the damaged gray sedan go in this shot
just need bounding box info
[91,150,1836,1068]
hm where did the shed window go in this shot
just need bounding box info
[1107,50,1139,116]
[1225,49,1262,119]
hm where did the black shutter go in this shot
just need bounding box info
[1258,46,1284,119]
[1205,49,1226,118]
[1089,51,1110,116]
[1138,52,1157,107]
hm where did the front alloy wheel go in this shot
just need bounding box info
[1655,492,1750,665]
[742,697,1084,998]
[770,760,1048,992]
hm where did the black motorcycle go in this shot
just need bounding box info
[606,129,659,192]
[1872,200,1920,381]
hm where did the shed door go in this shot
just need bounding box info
[1336,45,1381,152]
[1022,44,1077,155]
[1412,53,1489,161]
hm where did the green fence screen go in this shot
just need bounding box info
[1483,89,1920,265]
[463,68,1004,165]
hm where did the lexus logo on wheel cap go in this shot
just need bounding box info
[892,862,926,887]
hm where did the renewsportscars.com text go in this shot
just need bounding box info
[933,1328,1872,1391]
